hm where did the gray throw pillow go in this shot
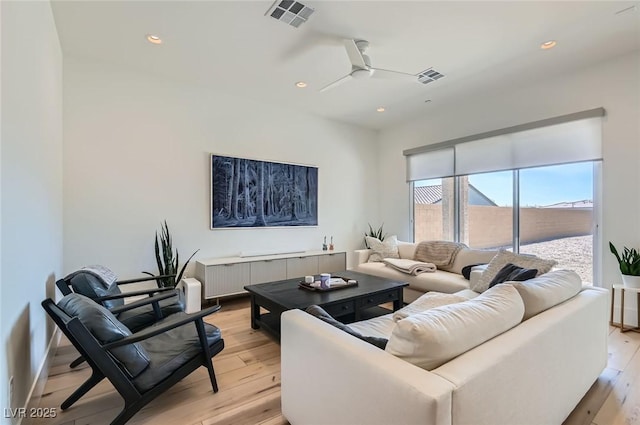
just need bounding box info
[473,250,556,293]
[488,263,538,288]
[305,305,388,349]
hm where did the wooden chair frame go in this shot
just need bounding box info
[42,298,224,425]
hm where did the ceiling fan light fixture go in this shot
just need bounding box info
[266,0,314,28]
[540,40,557,50]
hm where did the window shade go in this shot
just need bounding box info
[404,109,604,181]
[456,117,602,175]
[406,147,454,181]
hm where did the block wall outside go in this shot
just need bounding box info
[415,204,592,248]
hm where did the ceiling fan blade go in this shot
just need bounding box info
[344,39,367,69]
[319,74,352,92]
[370,68,418,83]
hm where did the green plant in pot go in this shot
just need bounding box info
[364,223,386,248]
[609,242,640,288]
[143,221,199,288]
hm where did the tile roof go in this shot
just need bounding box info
[414,185,443,204]
[414,184,497,206]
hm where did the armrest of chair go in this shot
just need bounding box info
[116,274,176,286]
[109,291,178,315]
[354,249,372,265]
[103,305,221,349]
[96,287,174,302]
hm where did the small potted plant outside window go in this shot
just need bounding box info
[609,242,640,289]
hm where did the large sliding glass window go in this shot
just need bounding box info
[519,162,594,284]
[412,163,596,283]
[465,172,513,250]
[407,109,603,285]
[414,177,455,243]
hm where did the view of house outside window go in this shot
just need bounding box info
[413,162,594,284]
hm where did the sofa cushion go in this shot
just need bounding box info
[385,284,524,370]
[348,314,396,339]
[488,263,538,288]
[58,293,150,378]
[366,235,400,262]
[397,241,417,260]
[511,269,582,320]
[354,262,470,294]
[441,248,498,275]
[305,305,388,349]
[472,250,557,293]
[392,292,467,322]
[461,263,487,280]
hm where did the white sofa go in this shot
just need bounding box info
[353,242,498,302]
[281,276,608,425]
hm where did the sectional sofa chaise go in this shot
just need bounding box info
[281,268,608,425]
[353,241,498,302]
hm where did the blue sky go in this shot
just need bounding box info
[417,162,594,207]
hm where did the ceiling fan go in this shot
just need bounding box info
[320,39,418,92]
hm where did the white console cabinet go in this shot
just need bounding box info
[195,251,346,300]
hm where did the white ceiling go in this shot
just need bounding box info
[51,1,640,130]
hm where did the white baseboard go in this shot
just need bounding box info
[19,328,61,425]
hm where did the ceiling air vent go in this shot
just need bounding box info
[417,68,445,85]
[266,0,315,28]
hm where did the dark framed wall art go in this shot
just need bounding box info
[211,154,318,229]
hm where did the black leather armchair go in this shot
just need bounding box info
[42,293,224,425]
[56,266,184,333]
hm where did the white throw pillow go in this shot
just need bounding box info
[511,269,582,320]
[392,292,466,322]
[385,284,524,370]
[442,248,498,275]
[472,250,556,293]
[366,235,399,262]
[397,241,417,260]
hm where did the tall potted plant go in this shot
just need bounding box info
[609,242,640,288]
[143,221,199,288]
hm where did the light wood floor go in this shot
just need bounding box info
[32,297,640,425]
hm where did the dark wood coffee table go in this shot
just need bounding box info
[244,270,408,339]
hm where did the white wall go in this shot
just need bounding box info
[63,58,378,278]
[1,1,63,422]
[378,52,640,321]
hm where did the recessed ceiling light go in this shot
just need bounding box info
[540,40,557,50]
[146,34,162,45]
[295,81,307,88]
[376,107,385,113]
